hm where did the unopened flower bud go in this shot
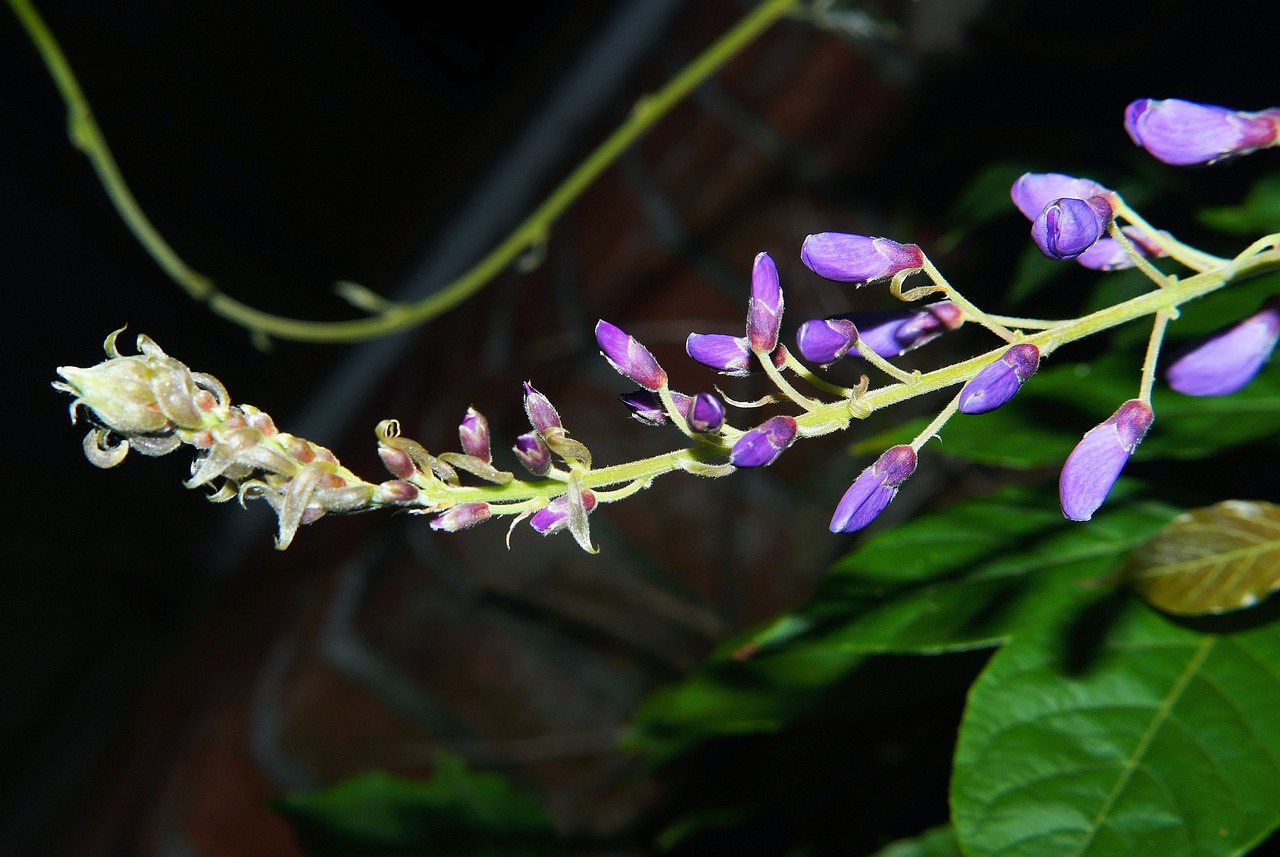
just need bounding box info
[430,502,492,532]
[56,358,171,435]
[829,444,917,533]
[686,392,725,433]
[530,490,597,535]
[796,318,858,365]
[377,445,417,480]
[957,343,1040,414]
[1124,98,1280,166]
[800,233,924,284]
[747,252,784,352]
[1010,172,1113,221]
[459,407,492,462]
[1164,297,1280,396]
[523,381,561,434]
[1060,399,1153,521]
[374,479,420,505]
[513,431,552,476]
[850,301,963,358]
[686,333,752,376]
[1030,195,1114,260]
[1074,226,1167,271]
[729,415,797,468]
[618,389,692,426]
[595,320,667,391]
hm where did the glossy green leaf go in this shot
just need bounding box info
[1121,500,1280,616]
[275,755,562,857]
[952,604,1280,857]
[870,825,962,857]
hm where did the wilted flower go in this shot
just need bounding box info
[595,320,667,391]
[1124,98,1280,166]
[1060,399,1154,521]
[800,233,924,284]
[1010,172,1113,221]
[686,333,753,375]
[1030,196,1114,260]
[957,343,1040,414]
[729,416,797,468]
[747,252,784,352]
[1165,297,1280,396]
[686,392,726,433]
[796,318,859,365]
[829,444,917,533]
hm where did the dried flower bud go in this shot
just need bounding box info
[513,431,552,476]
[595,320,667,391]
[1030,195,1114,260]
[430,502,492,532]
[459,407,492,463]
[1010,172,1113,221]
[686,392,726,433]
[1164,297,1280,396]
[523,381,562,434]
[747,252,784,352]
[530,490,597,535]
[957,343,1040,414]
[1060,399,1153,522]
[686,333,753,376]
[800,233,924,284]
[829,444,917,533]
[729,416,797,468]
[796,318,859,365]
[1124,98,1280,166]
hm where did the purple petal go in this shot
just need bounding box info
[530,490,597,535]
[686,333,753,376]
[1125,98,1280,166]
[459,407,492,462]
[1165,298,1280,396]
[430,502,492,532]
[729,416,797,468]
[523,381,561,434]
[1030,197,1111,260]
[1011,172,1112,221]
[595,320,667,391]
[957,343,1040,414]
[796,318,859,365]
[829,445,917,533]
[851,301,963,358]
[619,389,692,426]
[800,233,924,283]
[513,431,551,476]
[1060,399,1153,521]
[747,252,784,352]
[687,392,726,433]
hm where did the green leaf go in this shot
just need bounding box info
[952,604,1280,857]
[275,755,562,857]
[870,825,962,857]
[1198,173,1280,235]
[1121,500,1280,616]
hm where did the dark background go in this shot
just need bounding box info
[3,1,1276,854]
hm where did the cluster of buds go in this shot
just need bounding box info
[56,97,1280,552]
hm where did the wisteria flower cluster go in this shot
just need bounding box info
[54,98,1280,551]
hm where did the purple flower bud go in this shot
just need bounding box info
[796,318,859,365]
[594,320,667,391]
[687,392,726,433]
[618,389,693,426]
[513,431,552,476]
[1060,399,1154,521]
[1124,98,1280,166]
[957,343,1040,414]
[747,252,784,352]
[1011,172,1113,221]
[851,301,964,358]
[378,445,417,480]
[829,445,917,533]
[374,479,419,505]
[686,333,753,376]
[430,502,492,532]
[1030,195,1114,260]
[729,415,797,468]
[530,490,597,535]
[800,233,924,284]
[1074,226,1167,271]
[1164,297,1280,396]
[523,381,561,434]
[459,407,492,463]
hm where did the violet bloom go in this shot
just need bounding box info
[1124,98,1280,166]
[747,252,784,352]
[619,389,692,426]
[800,233,924,284]
[1165,297,1280,396]
[687,333,752,376]
[595,320,667,391]
[957,343,1040,414]
[796,318,859,365]
[459,407,492,462]
[1060,399,1153,521]
[523,382,561,434]
[729,415,797,468]
[850,301,964,359]
[1010,172,1113,221]
[430,502,492,532]
[1030,196,1114,260]
[687,392,726,433]
[530,490,597,535]
[829,445,917,533]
